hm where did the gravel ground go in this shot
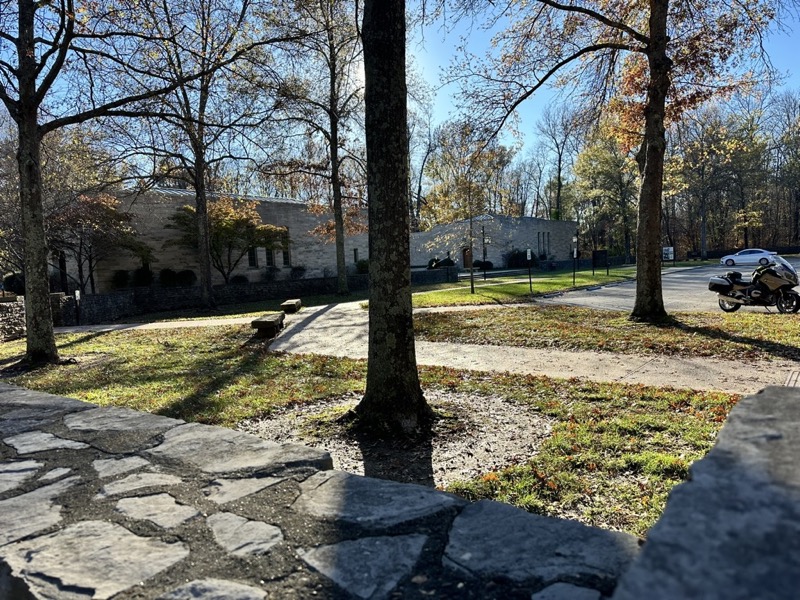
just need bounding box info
[238,389,554,488]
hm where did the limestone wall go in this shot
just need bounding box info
[93,189,370,293]
[0,299,24,341]
[411,214,579,268]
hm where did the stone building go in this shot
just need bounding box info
[91,188,368,293]
[410,214,579,268]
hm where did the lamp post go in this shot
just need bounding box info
[572,235,578,286]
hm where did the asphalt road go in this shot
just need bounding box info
[541,260,800,313]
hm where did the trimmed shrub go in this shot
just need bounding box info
[3,273,24,295]
[437,257,455,267]
[504,249,534,269]
[132,267,153,287]
[159,269,178,287]
[356,259,370,274]
[175,270,197,286]
[263,266,280,282]
[230,274,249,285]
[111,270,129,290]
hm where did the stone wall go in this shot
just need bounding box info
[0,299,25,341]
[1,384,797,599]
[410,214,579,268]
[73,268,456,326]
[93,189,370,293]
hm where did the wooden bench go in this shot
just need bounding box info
[251,313,285,339]
[280,298,302,313]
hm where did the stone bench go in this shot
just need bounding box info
[280,298,302,313]
[250,313,284,338]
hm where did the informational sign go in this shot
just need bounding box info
[662,247,674,261]
[526,248,532,261]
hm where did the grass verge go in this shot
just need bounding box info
[414,304,800,361]
[0,324,736,536]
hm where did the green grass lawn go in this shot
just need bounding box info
[411,268,636,308]
[0,321,737,536]
[414,305,800,361]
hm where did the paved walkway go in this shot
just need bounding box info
[268,302,793,395]
[56,298,797,395]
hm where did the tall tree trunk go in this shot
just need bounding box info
[355,0,432,435]
[193,151,215,308]
[631,0,670,321]
[17,119,59,363]
[329,52,349,295]
[17,0,58,363]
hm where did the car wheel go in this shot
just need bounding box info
[725,259,735,266]
[719,298,741,312]
[759,257,769,266]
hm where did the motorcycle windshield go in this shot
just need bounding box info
[772,256,798,283]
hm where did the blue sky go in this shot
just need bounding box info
[409,11,799,153]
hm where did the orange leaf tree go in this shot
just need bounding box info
[451,0,790,320]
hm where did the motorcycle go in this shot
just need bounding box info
[708,255,800,313]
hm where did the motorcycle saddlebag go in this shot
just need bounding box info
[708,277,732,293]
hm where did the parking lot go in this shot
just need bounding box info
[542,259,800,313]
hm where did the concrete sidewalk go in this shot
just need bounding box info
[55,299,797,395]
[269,303,793,395]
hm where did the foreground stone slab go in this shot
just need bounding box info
[96,472,183,498]
[92,456,151,478]
[116,493,200,528]
[159,579,266,600]
[147,423,332,474]
[64,406,183,432]
[1,520,189,599]
[202,476,284,505]
[444,500,640,586]
[613,387,800,600]
[4,430,89,453]
[294,470,465,529]
[207,512,283,556]
[0,477,81,545]
[298,534,428,599]
[0,459,41,494]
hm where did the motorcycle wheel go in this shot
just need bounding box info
[718,298,741,312]
[776,292,800,314]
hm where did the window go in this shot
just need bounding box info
[353,248,359,263]
[281,231,290,267]
[265,248,274,267]
[247,247,258,268]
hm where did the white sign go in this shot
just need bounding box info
[526,248,531,261]
[662,247,674,261]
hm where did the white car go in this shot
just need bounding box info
[719,248,777,267]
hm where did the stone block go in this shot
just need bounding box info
[280,298,302,313]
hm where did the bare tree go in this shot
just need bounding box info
[270,0,365,295]
[352,0,433,435]
[0,0,228,363]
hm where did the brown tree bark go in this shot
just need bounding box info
[15,0,59,363]
[354,0,432,435]
[631,0,671,321]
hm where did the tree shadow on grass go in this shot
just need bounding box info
[655,316,800,362]
[152,340,269,424]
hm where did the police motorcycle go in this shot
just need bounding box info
[708,255,800,313]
